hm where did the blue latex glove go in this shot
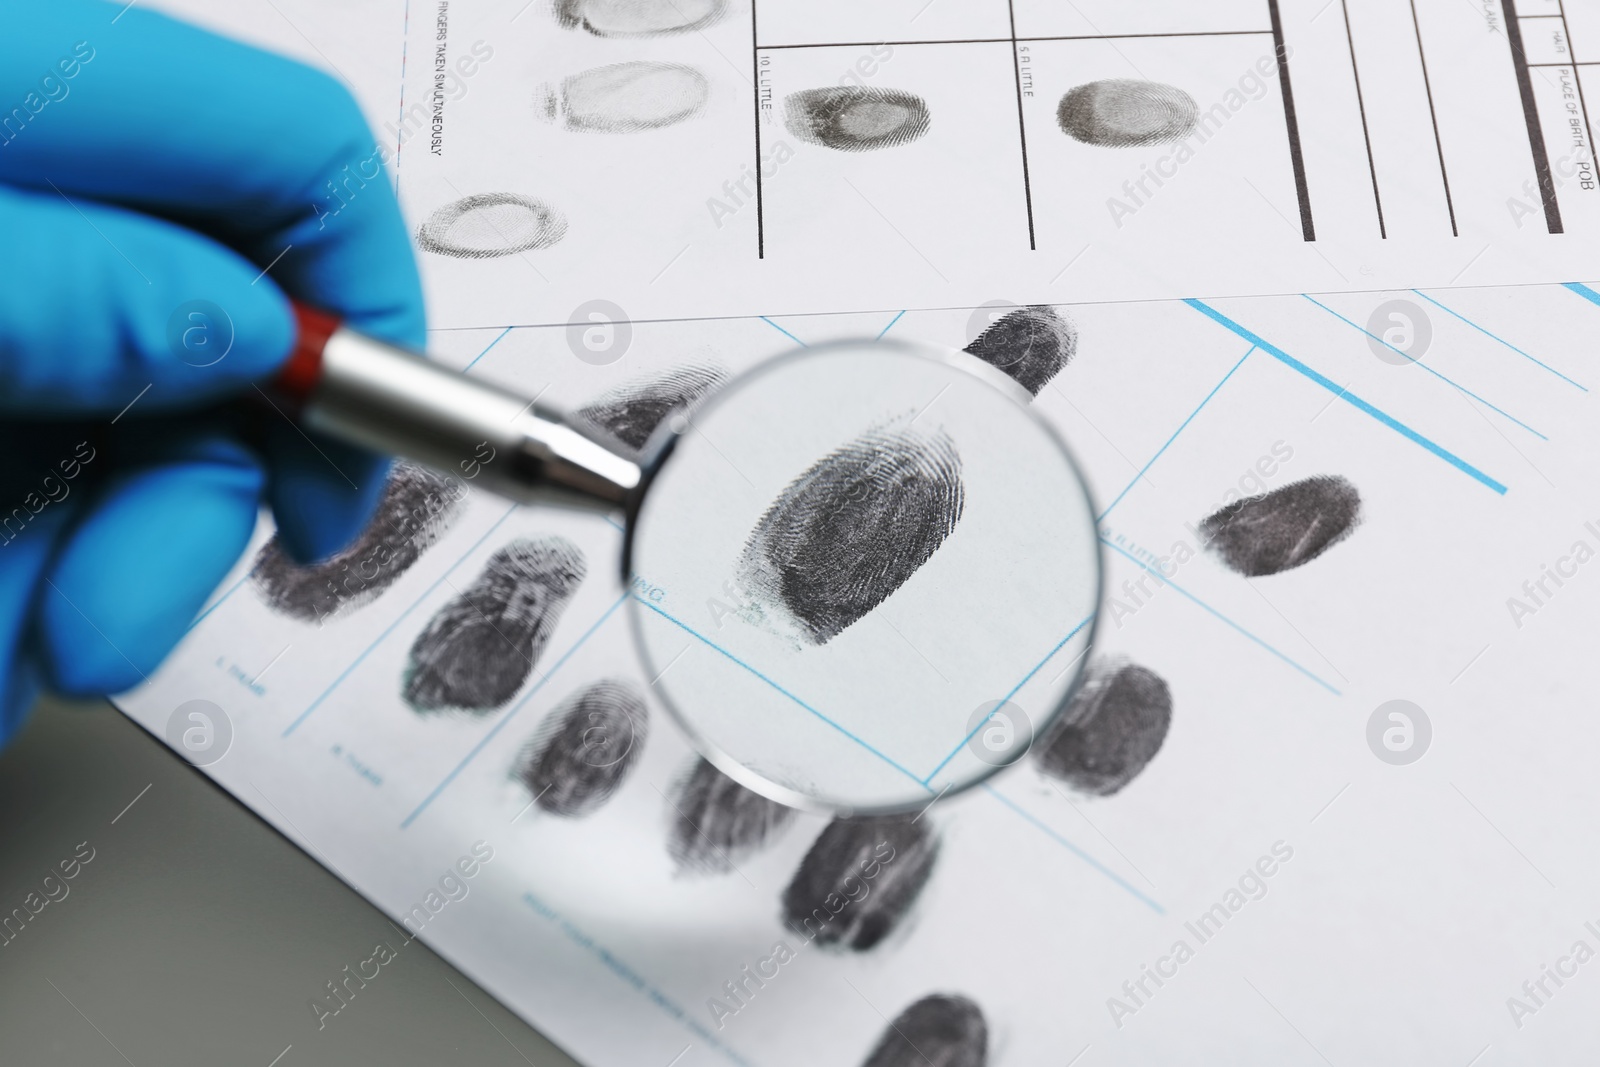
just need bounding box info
[0,0,425,742]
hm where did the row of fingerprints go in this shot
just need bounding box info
[250,304,1364,1063]
[414,0,1212,259]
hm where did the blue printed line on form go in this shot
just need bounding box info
[1411,290,1586,391]
[633,596,932,791]
[1302,295,1546,440]
[1184,300,1507,495]
[759,316,807,346]
[186,572,250,634]
[400,591,628,829]
[984,785,1165,914]
[1096,345,1255,522]
[921,612,1095,785]
[1564,282,1600,307]
[462,326,513,372]
[1103,538,1341,696]
[283,504,519,738]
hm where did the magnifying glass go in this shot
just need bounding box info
[279,304,1102,813]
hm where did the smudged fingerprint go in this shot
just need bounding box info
[1034,659,1171,796]
[737,423,964,646]
[515,680,647,817]
[573,361,729,455]
[537,61,709,133]
[1200,474,1361,577]
[963,305,1076,396]
[781,814,939,951]
[403,536,587,714]
[783,87,932,152]
[1057,79,1199,147]
[554,0,726,37]
[251,462,465,624]
[860,994,988,1067]
[667,759,796,874]
[415,193,568,259]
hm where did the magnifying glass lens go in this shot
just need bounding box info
[627,341,1100,813]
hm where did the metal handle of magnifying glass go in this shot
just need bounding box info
[274,303,644,514]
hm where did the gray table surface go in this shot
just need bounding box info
[0,694,584,1066]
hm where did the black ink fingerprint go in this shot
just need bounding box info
[403,536,587,714]
[963,306,1076,396]
[861,994,988,1067]
[667,759,797,874]
[573,362,728,455]
[415,193,568,259]
[738,424,964,645]
[781,814,939,951]
[1057,79,1199,147]
[554,0,726,37]
[539,61,709,133]
[1034,660,1171,796]
[251,462,465,623]
[783,87,932,152]
[1200,475,1361,577]
[515,680,647,817]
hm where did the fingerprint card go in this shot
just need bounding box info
[118,282,1600,1065]
[385,0,1600,329]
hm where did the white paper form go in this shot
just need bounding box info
[384,0,1600,328]
[117,281,1600,1064]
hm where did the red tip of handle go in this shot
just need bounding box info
[278,302,342,404]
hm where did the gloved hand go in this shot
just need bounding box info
[0,0,424,742]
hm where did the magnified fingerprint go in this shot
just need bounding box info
[515,680,647,817]
[573,361,729,454]
[667,759,797,874]
[1034,660,1171,796]
[538,61,709,133]
[861,994,988,1067]
[251,462,465,624]
[555,0,726,37]
[1200,475,1361,577]
[403,536,587,714]
[1057,79,1199,147]
[415,193,568,259]
[737,423,964,646]
[783,87,931,152]
[963,306,1076,396]
[781,814,939,951]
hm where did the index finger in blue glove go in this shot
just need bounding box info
[0,182,385,563]
[0,184,296,416]
[1,0,425,350]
